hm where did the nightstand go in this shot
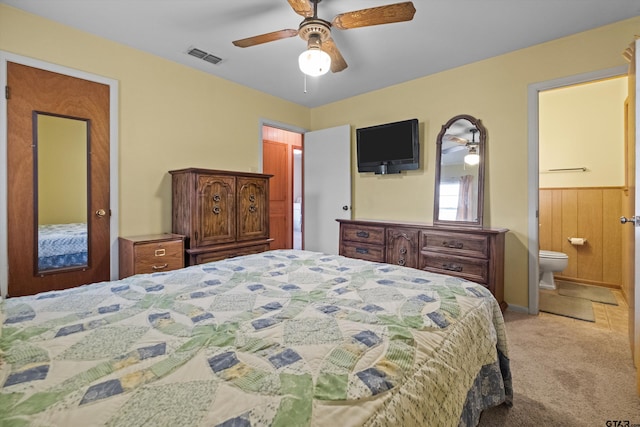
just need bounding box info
[118,233,185,279]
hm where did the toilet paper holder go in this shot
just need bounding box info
[567,237,587,245]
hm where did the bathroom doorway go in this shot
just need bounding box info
[537,75,627,323]
[262,125,303,250]
[528,66,628,315]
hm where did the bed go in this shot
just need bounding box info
[37,222,88,270]
[1,249,512,426]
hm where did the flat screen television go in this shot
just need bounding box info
[356,118,419,174]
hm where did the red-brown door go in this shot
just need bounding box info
[263,140,290,249]
[7,62,110,297]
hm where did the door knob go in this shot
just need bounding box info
[620,216,639,225]
[96,209,107,218]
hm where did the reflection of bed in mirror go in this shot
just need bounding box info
[1,249,512,425]
[37,222,88,270]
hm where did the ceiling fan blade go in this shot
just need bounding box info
[322,38,348,73]
[287,0,314,17]
[442,135,468,144]
[442,145,467,155]
[232,29,298,48]
[332,2,416,30]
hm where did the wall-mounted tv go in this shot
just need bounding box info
[356,118,419,174]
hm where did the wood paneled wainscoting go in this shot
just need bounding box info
[539,187,624,289]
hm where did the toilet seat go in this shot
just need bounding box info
[539,250,568,260]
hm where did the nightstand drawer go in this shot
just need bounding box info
[421,230,489,258]
[119,234,185,278]
[134,240,183,274]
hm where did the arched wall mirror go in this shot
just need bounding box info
[434,114,486,228]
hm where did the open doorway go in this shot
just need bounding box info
[537,76,628,325]
[262,125,303,250]
[527,65,628,315]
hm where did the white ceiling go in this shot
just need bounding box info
[3,0,640,108]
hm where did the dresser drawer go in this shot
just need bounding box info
[421,230,489,258]
[190,243,271,265]
[119,234,185,278]
[340,241,385,263]
[420,252,488,285]
[341,224,385,245]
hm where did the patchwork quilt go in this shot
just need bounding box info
[1,249,512,426]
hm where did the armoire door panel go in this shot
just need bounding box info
[196,175,236,246]
[237,177,269,241]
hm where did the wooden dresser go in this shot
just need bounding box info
[170,168,272,265]
[338,219,508,311]
[118,233,185,279]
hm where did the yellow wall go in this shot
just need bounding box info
[309,16,640,308]
[0,5,311,237]
[539,76,627,188]
[3,4,640,308]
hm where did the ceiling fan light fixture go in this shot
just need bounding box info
[464,146,480,166]
[298,45,331,76]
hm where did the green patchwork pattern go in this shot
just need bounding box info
[1,249,510,427]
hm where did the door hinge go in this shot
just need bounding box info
[5,86,9,100]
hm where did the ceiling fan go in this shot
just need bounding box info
[442,129,481,165]
[442,134,471,155]
[232,0,417,76]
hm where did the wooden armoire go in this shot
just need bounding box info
[170,168,272,265]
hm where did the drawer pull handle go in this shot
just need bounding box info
[355,247,369,255]
[154,249,166,257]
[442,240,463,249]
[213,206,221,215]
[399,248,407,254]
[152,263,168,270]
[398,258,406,266]
[248,205,257,213]
[442,263,463,272]
[356,231,370,238]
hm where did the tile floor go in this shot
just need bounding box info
[540,288,629,335]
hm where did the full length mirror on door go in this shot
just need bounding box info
[34,112,90,273]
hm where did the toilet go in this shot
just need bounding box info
[539,250,569,290]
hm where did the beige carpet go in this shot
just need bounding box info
[478,311,640,426]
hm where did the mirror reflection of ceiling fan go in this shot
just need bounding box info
[232,0,417,76]
[442,128,479,155]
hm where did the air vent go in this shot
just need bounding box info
[187,47,222,65]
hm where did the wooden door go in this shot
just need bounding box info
[237,176,269,241]
[7,62,110,297]
[196,174,236,247]
[264,141,290,249]
[262,126,303,250]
